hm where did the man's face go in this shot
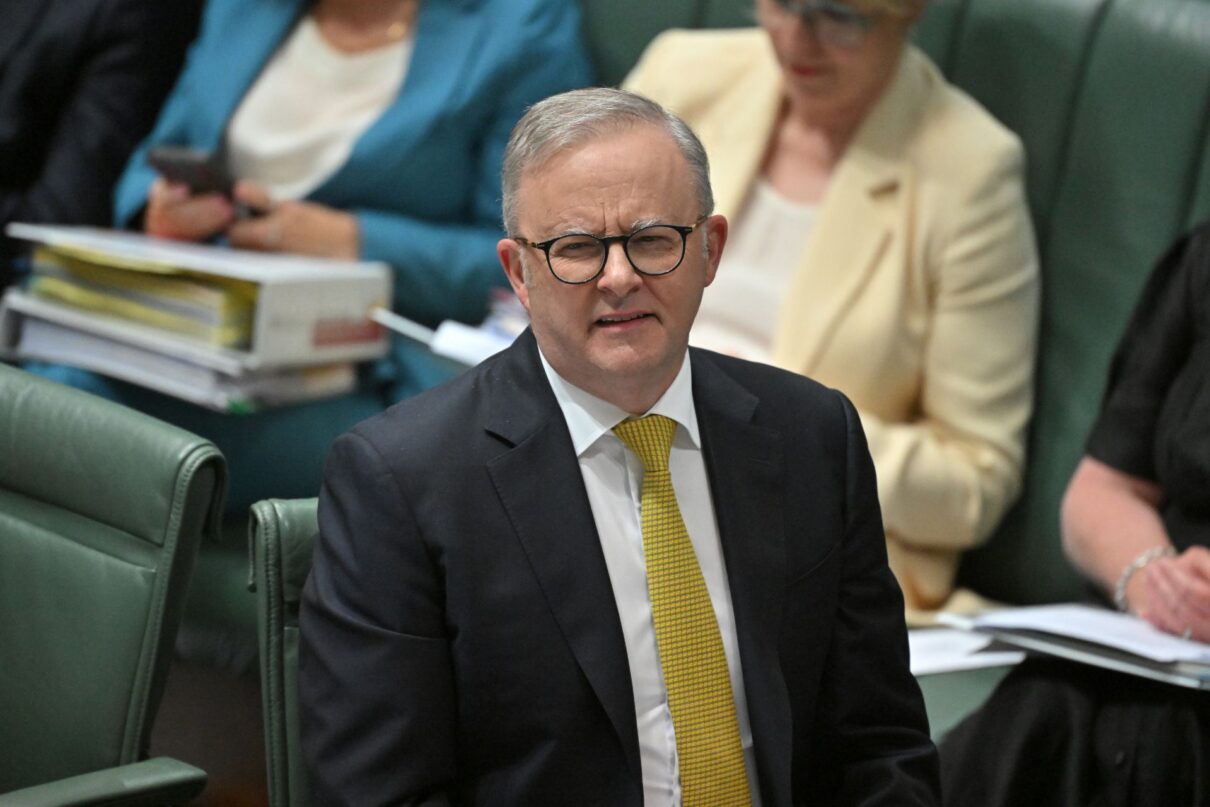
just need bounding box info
[498,124,726,412]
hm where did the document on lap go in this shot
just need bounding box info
[939,603,1210,689]
[0,223,390,413]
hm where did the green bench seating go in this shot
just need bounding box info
[929,0,1210,604]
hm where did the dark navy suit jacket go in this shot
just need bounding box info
[300,330,940,806]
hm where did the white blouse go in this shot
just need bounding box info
[691,179,815,364]
[225,16,413,200]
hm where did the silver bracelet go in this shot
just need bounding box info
[1112,545,1175,612]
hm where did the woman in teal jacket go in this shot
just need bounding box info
[34,0,593,512]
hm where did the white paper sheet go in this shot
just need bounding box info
[8,223,386,282]
[908,628,1025,676]
[939,604,1210,664]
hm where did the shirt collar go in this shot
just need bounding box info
[538,349,701,456]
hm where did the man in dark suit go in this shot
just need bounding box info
[0,0,201,287]
[300,87,939,806]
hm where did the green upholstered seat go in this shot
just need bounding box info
[0,363,225,803]
[580,0,754,87]
[249,497,319,807]
[934,0,1210,604]
[945,0,1112,226]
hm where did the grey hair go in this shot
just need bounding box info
[500,87,714,234]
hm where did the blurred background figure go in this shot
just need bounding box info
[0,0,202,288]
[940,221,1210,807]
[30,0,594,513]
[626,0,1039,614]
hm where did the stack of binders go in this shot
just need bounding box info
[0,223,392,413]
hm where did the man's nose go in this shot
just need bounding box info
[597,241,642,295]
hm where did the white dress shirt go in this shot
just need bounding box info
[539,349,762,806]
[226,16,412,200]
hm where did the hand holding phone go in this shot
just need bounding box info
[145,147,246,240]
[147,146,236,198]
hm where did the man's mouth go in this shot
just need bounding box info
[597,312,652,326]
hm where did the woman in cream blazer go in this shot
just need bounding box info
[626,2,1039,612]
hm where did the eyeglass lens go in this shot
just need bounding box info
[547,226,687,283]
[773,1,872,47]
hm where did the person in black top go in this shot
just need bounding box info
[940,222,1210,806]
[0,0,202,288]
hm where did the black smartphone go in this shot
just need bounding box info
[147,145,236,197]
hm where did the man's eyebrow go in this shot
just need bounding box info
[549,226,595,237]
[543,217,666,239]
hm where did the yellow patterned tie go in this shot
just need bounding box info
[613,415,752,807]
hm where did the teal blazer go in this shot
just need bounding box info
[114,0,594,397]
[33,0,594,514]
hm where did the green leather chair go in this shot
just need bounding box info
[248,497,318,807]
[0,363,226,803]
[924,0,1210,605]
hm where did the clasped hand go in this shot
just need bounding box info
[145,178,359,260]
[1133,546,1210,643]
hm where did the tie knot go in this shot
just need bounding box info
[613,414,677,472]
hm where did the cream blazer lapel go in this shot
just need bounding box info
[623,30,780,219]
[772,48,931,375]
[700,44,782,222]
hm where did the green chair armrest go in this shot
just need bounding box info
[0,758,207,807]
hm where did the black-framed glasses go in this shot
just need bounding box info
[767,0,880,48]
[512,216,708,285]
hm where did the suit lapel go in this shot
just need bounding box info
[480,337,801,798]
[771,47,931,376]
[483,332,642,784]
[771,160,897,375]
[324,0,483,193]
[201,0,304,152]
[697,38,784,222]
[691,352,793,807]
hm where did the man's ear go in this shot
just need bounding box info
[703,214,728,288]
[497,238,531,311]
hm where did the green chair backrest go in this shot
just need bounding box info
[922,0,1210,603]
[249,497,319,807]
[580,0,753,86]
[0,363,226,792]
